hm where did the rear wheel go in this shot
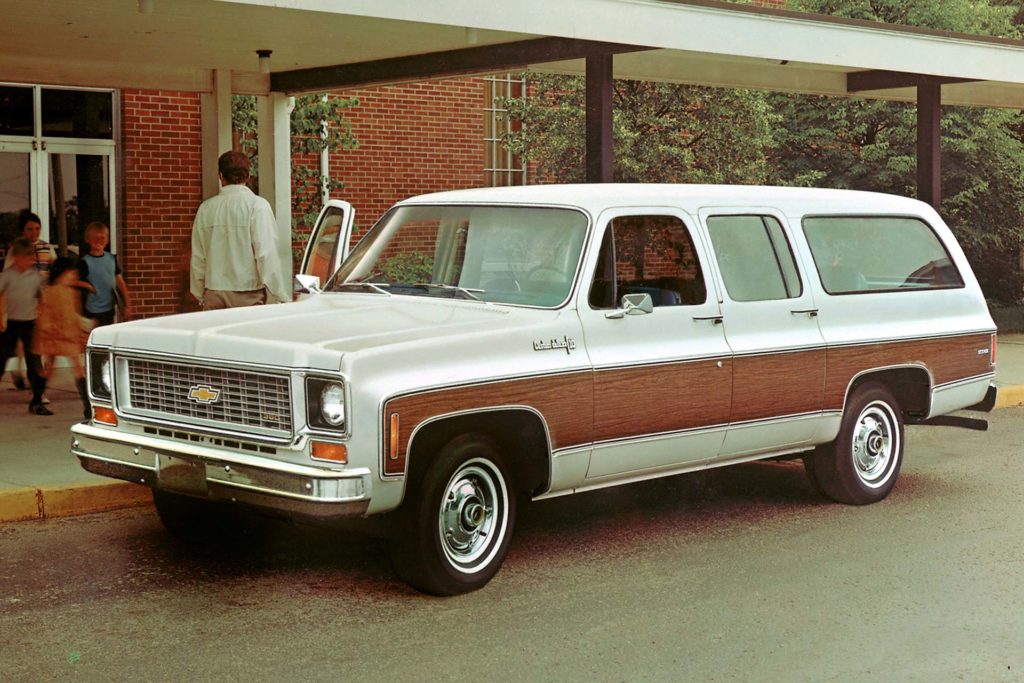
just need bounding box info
[389,435,516,596]
[807,382,904,505]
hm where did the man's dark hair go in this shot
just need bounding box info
[18,209,42,230]
[218,150,251,185]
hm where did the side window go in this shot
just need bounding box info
[706,215,802,302]
[802,216,965,294]
[589,215,707,309]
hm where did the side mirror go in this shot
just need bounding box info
[622,292,654,315]
[605,292,654,319]
[294,273,322,295]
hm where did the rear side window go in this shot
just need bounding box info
[706,215,802,302]
[802,216,964,294]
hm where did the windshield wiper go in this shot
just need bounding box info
[334,281,392,295]
[411,282,485,301]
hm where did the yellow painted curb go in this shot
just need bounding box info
[995,384,1024,409]
[40,482,152,519]
[0,487,43,523]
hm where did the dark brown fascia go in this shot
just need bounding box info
[847,69,978,92]
[271,37,650,94]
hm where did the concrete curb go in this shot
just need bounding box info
[2,383,1022,525]
[0,481,151,524]
[995,384,1024,409]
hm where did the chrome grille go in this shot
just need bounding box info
[125,358,292,433]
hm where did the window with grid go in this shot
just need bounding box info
[484,75,527,187]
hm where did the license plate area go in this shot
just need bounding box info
[157,453,208,496]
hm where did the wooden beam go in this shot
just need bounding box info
[586,53,614,183]
[272,37,648,94]
[917,80,942,210]
[847,69,976,92]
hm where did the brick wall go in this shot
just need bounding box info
[327,78,486,241]
[121,90,203,318]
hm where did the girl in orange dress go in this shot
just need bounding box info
[33,257,94,419]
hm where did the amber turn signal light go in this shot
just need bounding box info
[311,441,347,464]
[93,406,118,426]
[389,413,400,461]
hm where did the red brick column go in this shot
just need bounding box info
[121,90,203,318]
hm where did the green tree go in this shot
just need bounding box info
[771,0,1024,304]
[507,1,1024,304]
[232,94,359,264]
[502,74,778,184]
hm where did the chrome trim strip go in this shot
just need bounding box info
[570,446,815,495]
[933,372,996,390]
[590,411,821,450]
[824,329,996,350]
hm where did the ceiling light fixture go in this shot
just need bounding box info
[257,49,273,74]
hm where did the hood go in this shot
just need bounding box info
[90,293,548,370]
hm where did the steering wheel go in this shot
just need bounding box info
[526,264,569,282]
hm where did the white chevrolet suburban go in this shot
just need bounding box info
[71,184,998,595]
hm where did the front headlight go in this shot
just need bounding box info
[306,377,347,431]
[320,382,346,427]
[89,351,112,399]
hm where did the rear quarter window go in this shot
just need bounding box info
[802,215,964,295]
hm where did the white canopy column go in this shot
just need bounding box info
[257,93,295,292]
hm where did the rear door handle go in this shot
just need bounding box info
[790,308,819,318]
[693,315,724,325]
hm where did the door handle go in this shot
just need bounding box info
[790,308,819,318]
[693,315,724,325]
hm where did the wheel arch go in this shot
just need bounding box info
[844,364,933,420]
[405,406,553,497]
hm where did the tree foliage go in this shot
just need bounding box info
[504,0,1024,304]
[233,94,359,263]
[502,74,778,184]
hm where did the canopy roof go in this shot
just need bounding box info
[3,0,1024,107]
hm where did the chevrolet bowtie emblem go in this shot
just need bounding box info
[188,385,221,404]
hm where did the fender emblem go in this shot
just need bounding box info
[533,336,577,354]
[188,385,222,404]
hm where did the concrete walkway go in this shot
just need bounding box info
[1,335,1023,523]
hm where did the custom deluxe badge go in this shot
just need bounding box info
[533,335,577,354]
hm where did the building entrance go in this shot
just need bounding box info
[0,84,116,259]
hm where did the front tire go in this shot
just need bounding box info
[807,382,904,505]
[389,435,516,596]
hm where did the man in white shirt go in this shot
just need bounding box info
[190,150,290,310]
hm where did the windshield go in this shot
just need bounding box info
[328,205,590,307]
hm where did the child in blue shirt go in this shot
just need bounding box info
[77,221,132,326]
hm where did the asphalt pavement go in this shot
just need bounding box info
[1,335,1022,524]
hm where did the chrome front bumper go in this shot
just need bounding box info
[70,423,371,520]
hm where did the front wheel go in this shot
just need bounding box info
[807,382,904,505]
[389,435,516,596]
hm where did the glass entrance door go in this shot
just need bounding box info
[0,84,116,257]
[0,140,36,260]
[45,145,113,256]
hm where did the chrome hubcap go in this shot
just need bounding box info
[438,459,506,571]
[852,403,896,487]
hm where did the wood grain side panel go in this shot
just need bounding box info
[824,333,994,410]
[731,349,826,423]
[592,358,732,443]
[383,371,594,476]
